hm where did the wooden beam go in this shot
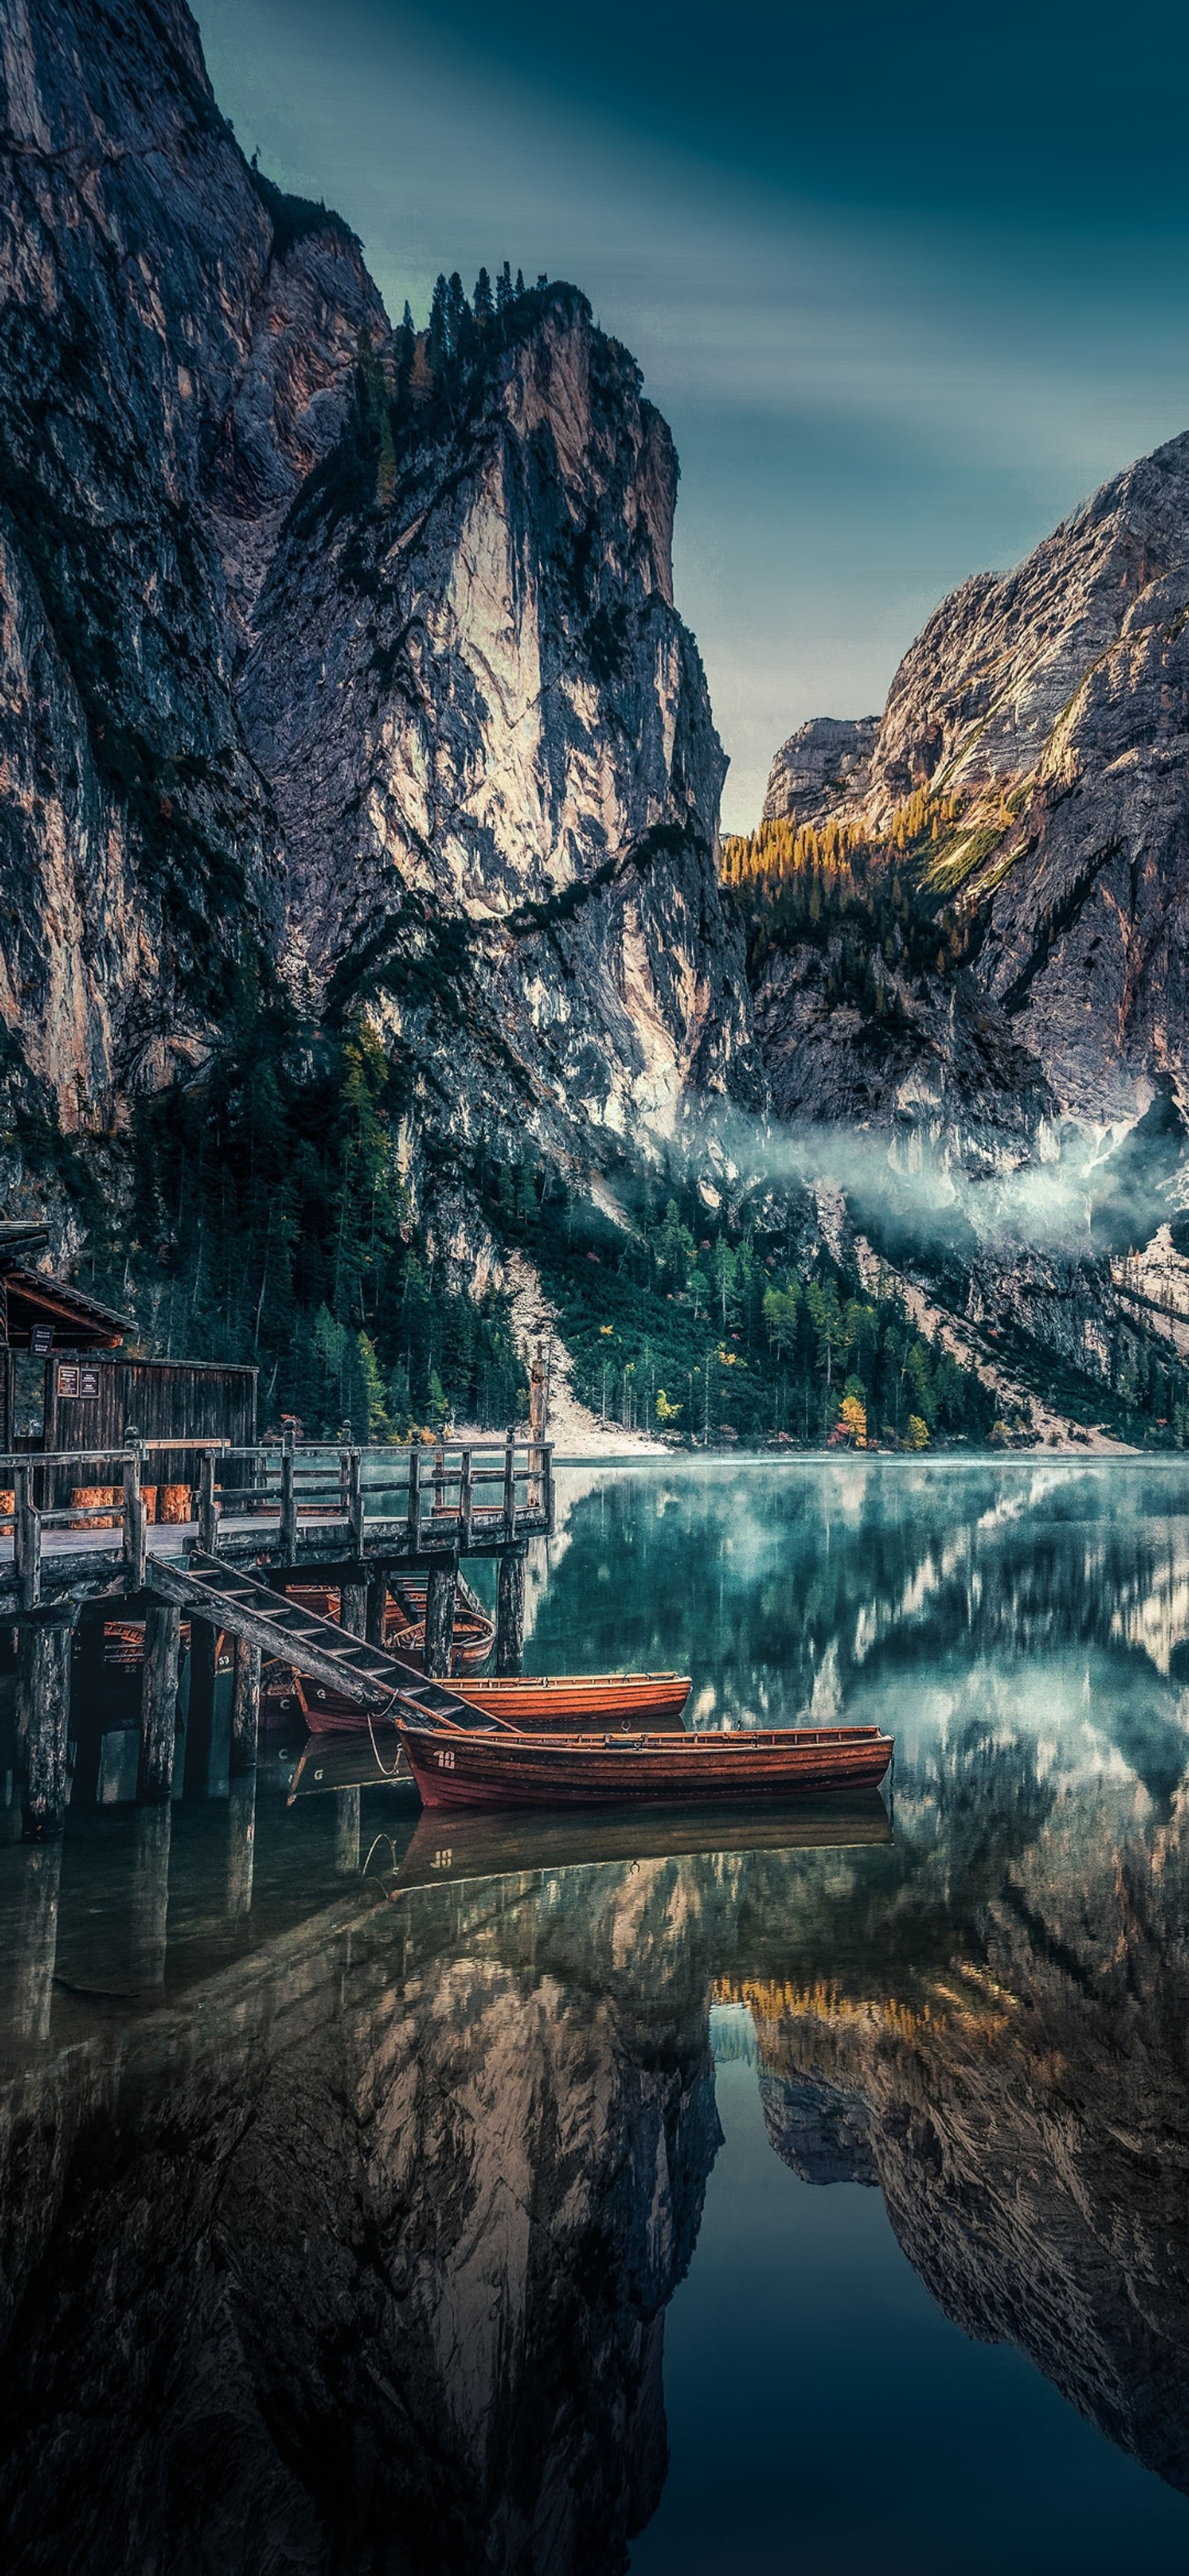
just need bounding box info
[340,1581,367,1639]
[129,1803,170,1988]
[16,1611,74,1837]
[334,1785,361,1874]
[424,1556,458,1677]
[495,1544,526,1677]
[365,1568,388,1647]
[230,1636,261,1777]
[139,1603,181,1802]
[226,1775,256,1918]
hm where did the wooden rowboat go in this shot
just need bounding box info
[296,1667,693,1736]
[396,1714,895,1810]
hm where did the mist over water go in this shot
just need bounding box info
[2,1458,1189,2571]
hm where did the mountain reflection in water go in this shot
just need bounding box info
[0,1459,1188,2572]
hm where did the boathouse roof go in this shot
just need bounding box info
[0,1227,135,1349]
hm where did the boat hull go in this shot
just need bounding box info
[397,1722,894,1810]
[299,1670,693,1735]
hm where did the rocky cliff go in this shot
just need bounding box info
[762,714,878,826]
[743,435,1189,1436]
[0,0,754,1259]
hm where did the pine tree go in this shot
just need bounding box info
[473,266,494,319]
[496,259,513,311]
[428,272,450,366]
[515,267,525,296]
[447,272,469,346]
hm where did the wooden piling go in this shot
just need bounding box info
[139,1603,181,1803]
[226,1774,256,1918]
[334,1784,360,1874]
[495,1543,526,1676]
[230,1636,261,1777]
[7,1840,62,2043]
[129,1801,170,1988]
[424,1556,458,1676]
[16,1611,74,1839]
[365,1568,388,1647]
[340,1581,367,1640]
[183,1619,223,1797]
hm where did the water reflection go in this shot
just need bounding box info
[0,1462,1188,2568]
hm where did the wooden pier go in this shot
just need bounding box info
[1,1435,554,1837]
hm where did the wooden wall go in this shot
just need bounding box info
[39,1356,258,1498]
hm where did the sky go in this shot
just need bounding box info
[198,0,1189,829]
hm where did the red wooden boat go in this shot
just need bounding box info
[296,1667,693,1736]
[396,1713,895,1811]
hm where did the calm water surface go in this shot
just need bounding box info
[2,1456,1189,2574]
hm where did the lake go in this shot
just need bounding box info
[1,1455,1188,2573]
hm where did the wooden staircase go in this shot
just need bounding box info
[146,1549,502,1727]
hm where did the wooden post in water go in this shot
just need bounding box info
[424,1554,458,1677]
[129,1802,170,1989]
[495,1542,526,1677]
[230,1637,261,1777]
[365,1568,389,1647]
[340,1579,367,1638]
[139,1603,181,1803]
[16,1609,74,1839]
[334,1785,360,1873]
[226,1774,256,1918]
[6,1840,62,2043]
[183,1618,221,1797]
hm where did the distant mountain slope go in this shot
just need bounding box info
[733,435,1189,1441]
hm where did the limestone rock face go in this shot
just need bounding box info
[869,432,1189,1129]
[762,715,878,825]
[754,433,1189,1141]
[0,0,386,1134]
[243,287,757,1169]
[0,0,755,1221]
[747,433,1189,1414]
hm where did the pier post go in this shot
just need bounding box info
[279,1427,297,1560]
[6,1841,62,2043]
[183,1618,224,1797]
[226,1774,256,1918]
[139,1603,181,1802]
[230,1637,261,1777]
[365,1568,389,1647]
[340,1580,367,1639]
[14,1461,41,1610]
[334,1785,360,1873]
[16,1608,75,1839]
[129,1802,171,1989]
[424,1554,458,1676]
[495,1542,526,1677]
[198,1451,218,1553]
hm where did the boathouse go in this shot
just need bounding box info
[0,1221,256,1467]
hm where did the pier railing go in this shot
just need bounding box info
[0,1435,554,1606]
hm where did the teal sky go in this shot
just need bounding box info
[197,0,1189,828]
